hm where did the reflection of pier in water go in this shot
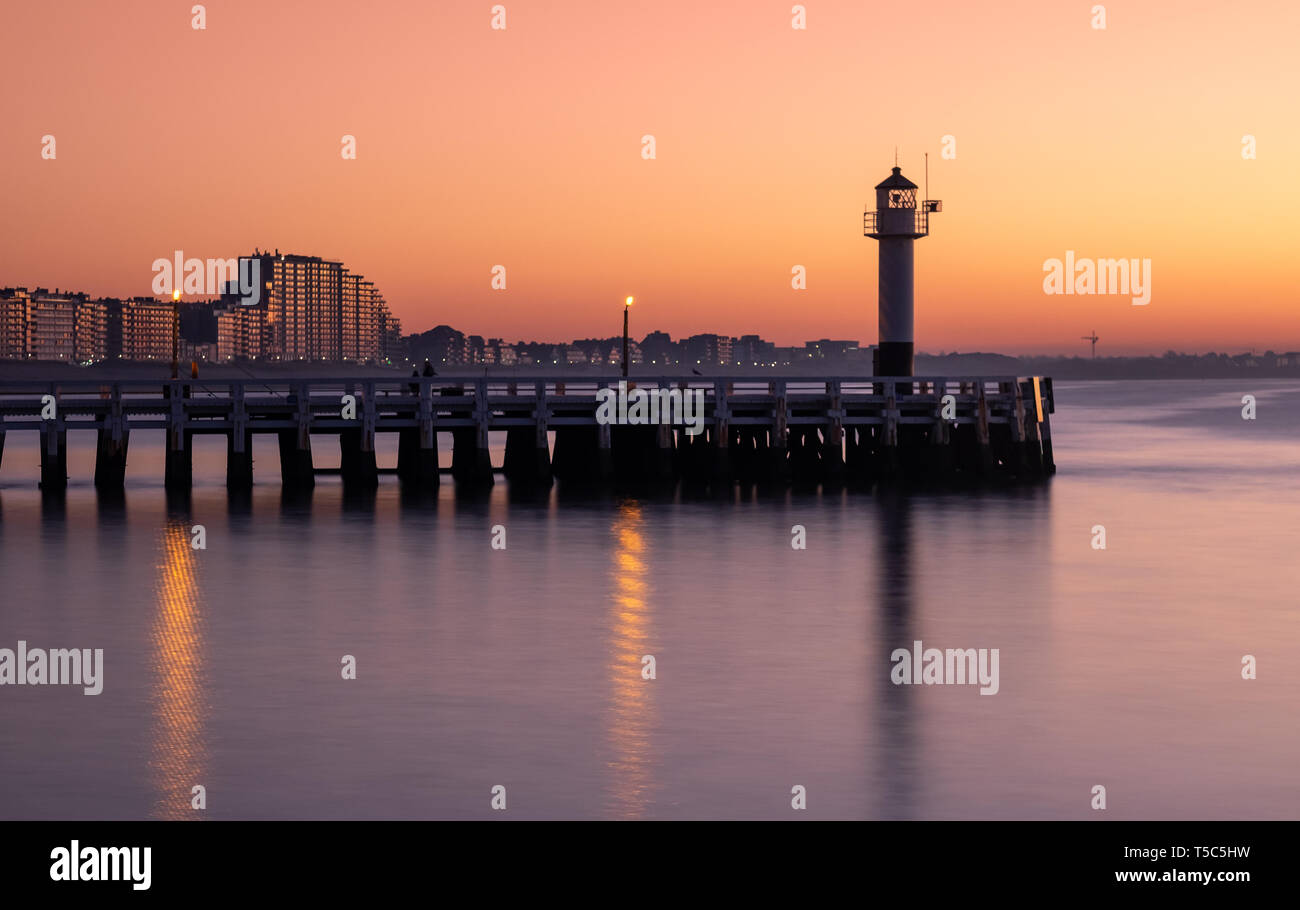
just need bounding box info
[149,519,207,819]
[605,501,657,818]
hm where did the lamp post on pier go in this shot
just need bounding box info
[170,288,181,380]
[622,296,633,378]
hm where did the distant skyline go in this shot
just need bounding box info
[3,278,1298,360]
[3,1,1298,355]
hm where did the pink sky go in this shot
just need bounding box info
[2,0,1298,354]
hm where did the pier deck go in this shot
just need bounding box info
[0,375,1055,490]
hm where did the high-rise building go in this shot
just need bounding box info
[120,297,174,361]
[26,289,83,361]
[0,288,31,359]
[342,272,385,362]
[238,251,396,363]
[3,251,399,364]
[75,298,107,363]
[216,304,266,361]
[256,252,344,360]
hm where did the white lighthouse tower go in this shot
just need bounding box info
[864,162,941,376]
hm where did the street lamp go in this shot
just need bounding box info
[622,296,633,379]
[170,288,181,379]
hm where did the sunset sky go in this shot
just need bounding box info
[2,0,1297,355]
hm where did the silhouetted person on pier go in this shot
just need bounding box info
[422,359,436,378]
[409,368,420,396]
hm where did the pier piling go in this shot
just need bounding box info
[227,430,253,490]
[164,432,192,491]
[340,428,379,490]
[277,429,314,490]
[93,426,129,490]
[39,423,67,491]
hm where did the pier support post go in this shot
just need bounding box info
[398,380,439,489]
[278,381,315,490]
[226,382,252,490]
[596,412,615,481]
[398,428,440,488]
[534,383,553,483]
[676,424,707,483]
[503,381,551,486]
[731,427,758,481]
[94,426,130,490]
[163,381,193,491]
[821,382,846,485]
[769,382,790,483]
[340,428,379,490]
[94,385,129,490]
[227,430,253,490]
[975,385,994,476]
[451,380,494,487]
[164,433,192,491]
[503,428,546,484]
[1022,405,1044,477]
[553,427,600,483]
[789,427,819,484]
[39,423,67,492]
[1038,379,1056,474]
[1019,379,1044,477]
[502,410,525,481]
[845,426,869,485]
[710,381,731,482]
[278,430,314,490]
[1008,381,1030,476]
[929,382,955,478]
[651,390,676,481]
[881,387,900,480]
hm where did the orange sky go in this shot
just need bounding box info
[2,0,1297,355]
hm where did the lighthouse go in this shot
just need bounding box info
[864,163,941,376]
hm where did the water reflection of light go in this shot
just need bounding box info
[606,500,656,818]
[149,520,206,820]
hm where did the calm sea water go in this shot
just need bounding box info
[1,379,1297,820]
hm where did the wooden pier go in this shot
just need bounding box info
[0,375,1055,491]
